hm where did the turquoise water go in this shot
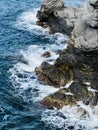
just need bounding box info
[2,0,98,130]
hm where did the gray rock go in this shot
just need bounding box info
[54,7,78,28]
[71,0,98,51]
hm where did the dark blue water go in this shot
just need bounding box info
[0,0,85,130]
[0,0,45,129]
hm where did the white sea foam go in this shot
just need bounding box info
[15,8,39,30]
[9,9,68,101]
[9,44,60,101]
[65,92,74,96]
[14,8,50,37]
[9,40,66,101]
[84,82,91,86]
[88,87,98,93]
[61,81,73,89]
[42,102,98,130]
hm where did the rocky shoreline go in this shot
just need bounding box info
[35,0,98,110]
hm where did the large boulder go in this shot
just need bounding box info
[35,54,74,87]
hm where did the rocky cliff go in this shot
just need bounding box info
[37,0,79,36]
[36,0,98,109]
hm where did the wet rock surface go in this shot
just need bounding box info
[36,0,98,109]
[41,51,51,58]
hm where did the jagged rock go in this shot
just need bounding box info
[36,47,98,108]
[35,62,51,74]
[35,62,61,86]
[35,58,73,87]
[36,0,98,109]
[36,21,48,28]
[37,0,64,22]
[37,0,78,36]
[41,51,51,58]
[41,0,64,14]
[35,46,98,108]
[41,88,76,109]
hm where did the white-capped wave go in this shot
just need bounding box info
[42,102,98,130]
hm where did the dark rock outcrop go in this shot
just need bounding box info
[37,0,78,36]
[36,0,98,109]
[41,81,96,109]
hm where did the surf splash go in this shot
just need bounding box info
[42,102,98,130]
[9,9,67,102]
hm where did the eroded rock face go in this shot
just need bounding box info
[35,47,98,108]
[71,0,98,51]
[36,0,98,109]
[41,0,64,14]
[37,0,78,36]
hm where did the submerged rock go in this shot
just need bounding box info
[41,88,76,109]
[41,51,51,58]
[36,0,98,109]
